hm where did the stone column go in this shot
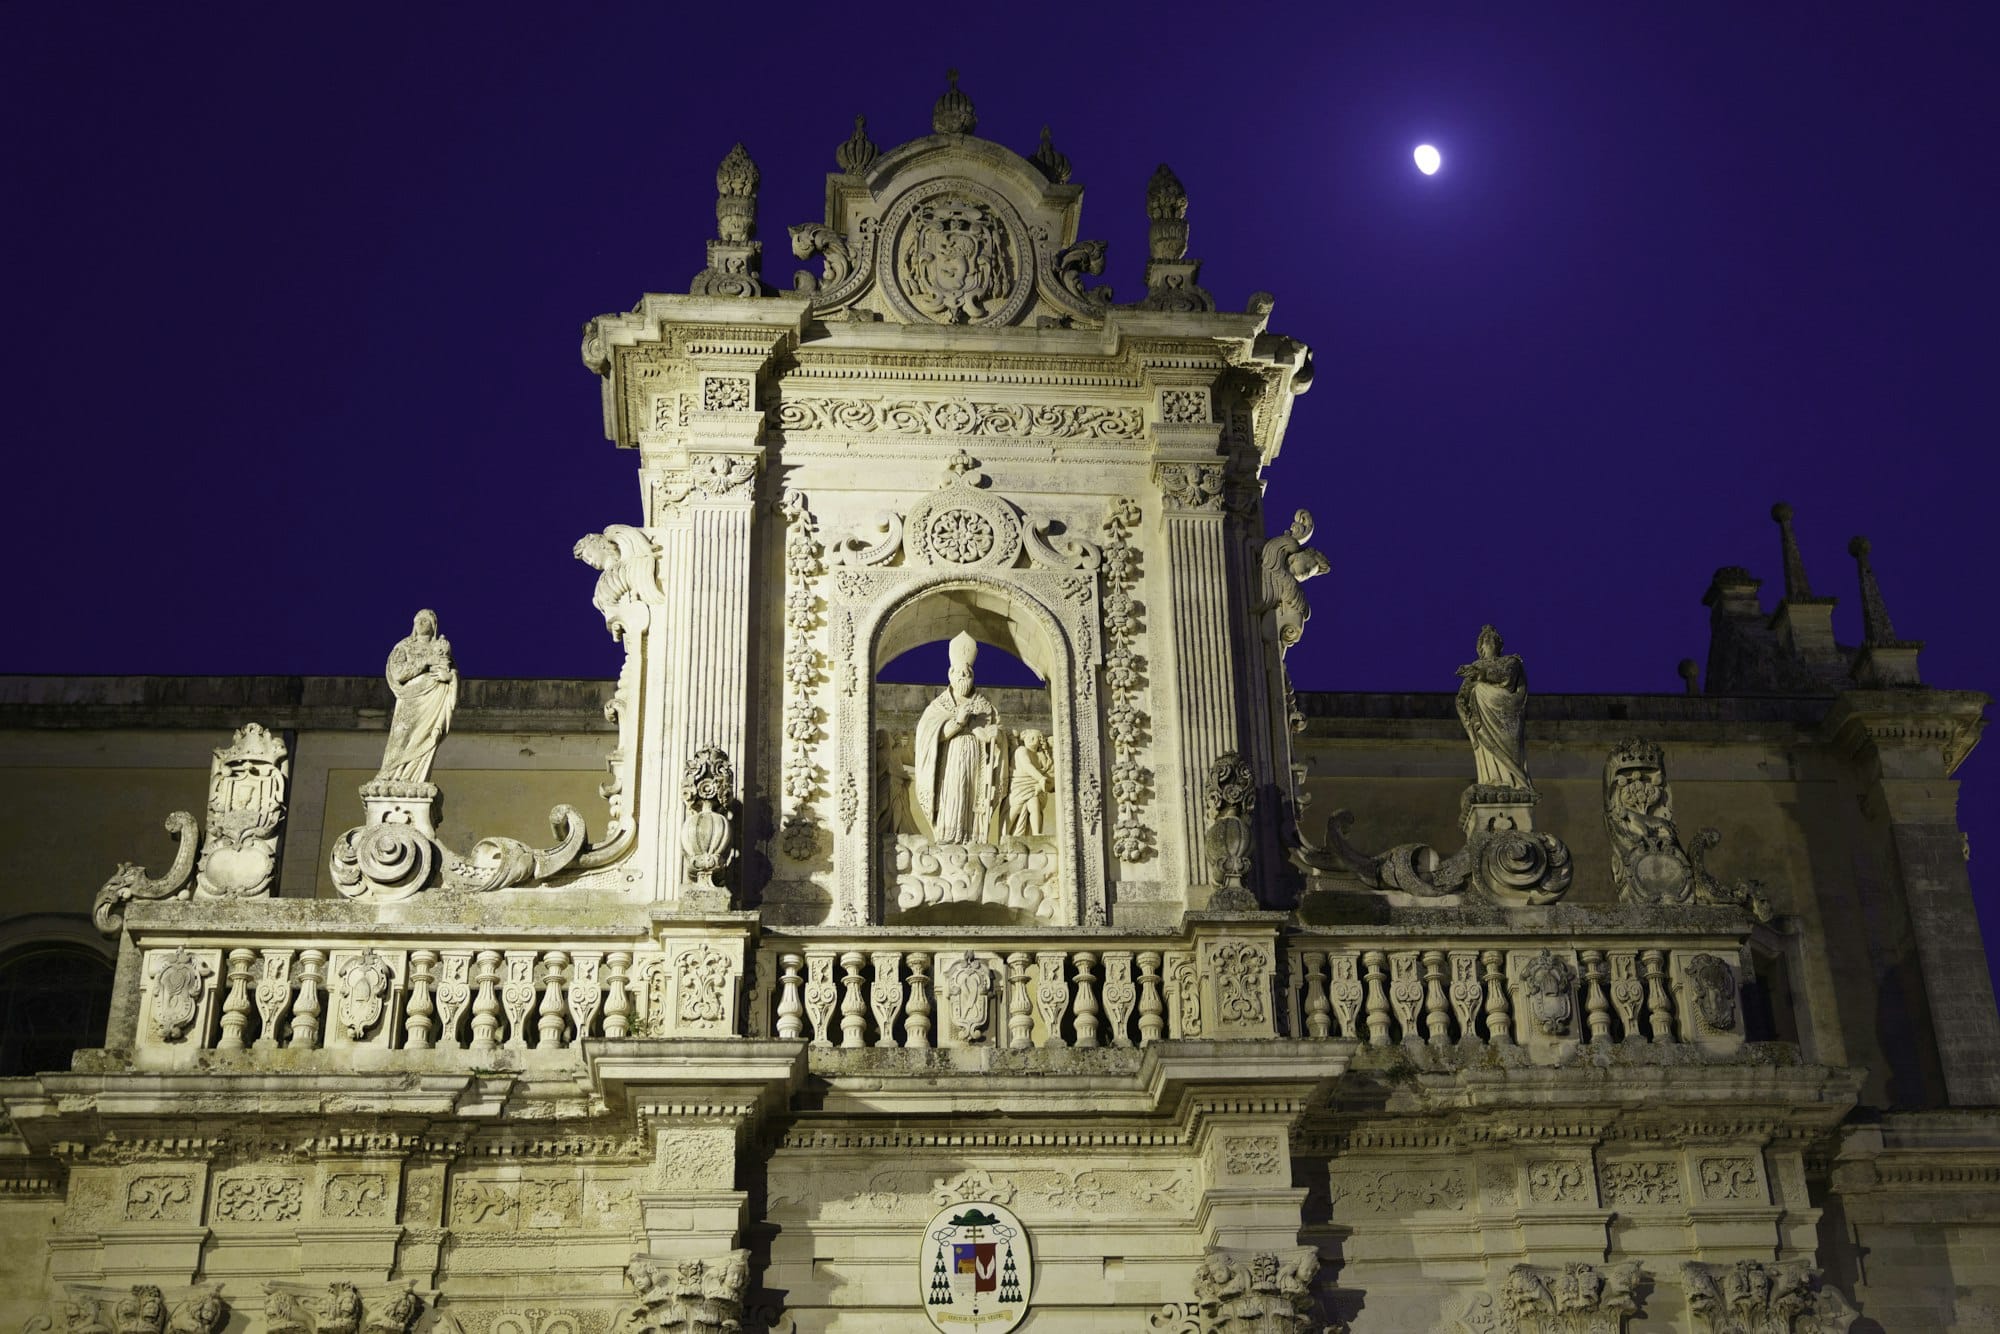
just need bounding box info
[645,366,767,901]
[1829,691,1999,1105]
[1154,435,1242,895]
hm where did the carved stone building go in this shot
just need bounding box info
[3,81,1996,1334]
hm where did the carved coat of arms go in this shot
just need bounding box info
[900,197,1012,323]
[922,1199,1031,1332]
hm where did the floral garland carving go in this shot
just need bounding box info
[1101,499,1152,863]
[780,492,826,861]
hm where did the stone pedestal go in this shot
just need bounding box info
[358,780,439,839]
[1460,784,1537,838]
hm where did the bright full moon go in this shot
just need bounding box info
[1414,144,1441,175]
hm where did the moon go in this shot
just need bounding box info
[1414,144,1441,175]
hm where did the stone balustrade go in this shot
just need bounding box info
[113,913,1758,1067]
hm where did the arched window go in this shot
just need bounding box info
[0,942,114,1077]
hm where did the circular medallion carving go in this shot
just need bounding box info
[926,508,997,563]
[880,180,1034,327]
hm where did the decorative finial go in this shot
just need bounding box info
[1677,658,1701,695]
[932,70,977,135]
[835,114,878,174]
[1146,163,1190,259]
[691,144,768,297]
[714,144,759,241]
[1032,125,1072,184]
[1770,502,1815,601]
[1847,535,1900,646]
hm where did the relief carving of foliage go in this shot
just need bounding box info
[1525,1160,1590,1204]
[214,1175,304,1222]
[125,1174,196,1221]
[1330,1168,1466,1214]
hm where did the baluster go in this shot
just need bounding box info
[1480,948,1512,1045]
[601,950,632,1039]
[1102,951,1136,1048]
[1034,951,1071,1049]
[501,951,537,1049]
[405,950,438,1050]
[1330,953,1363,1039]
[433,951,471,1048]
[1608,951,1643,1042]
[253,949,294,1051]
[870,951,903,1049]
[1580,949,1612,1044]
[538,951,570,1048]
[216,948,255,1050]
[905,953,933,1050]
[567,952,603,1041]
[1420,950,1450,1045]
[1300,951,1331,1040]
[804,951,838,1049]
[289,949,326,1050]
[1641,949,1674,1043]
[775,954,806,1041]
[1006,953,1035,1050]
[1072,952,1101,1049]
[1362,950,1391,1047]
[1136,951,1165,1046]
[838,951,868,1049]
[1449,951,1483,1042]
[469,949,503,1053]
[1388,952,1421,1042]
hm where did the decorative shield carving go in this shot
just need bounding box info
[922,1199,1032,1333]
[881,181,1034,327]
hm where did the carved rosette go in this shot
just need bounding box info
[1101,498,1153,863]
[780,492,827,862]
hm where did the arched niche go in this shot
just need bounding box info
[828,570,1106,928]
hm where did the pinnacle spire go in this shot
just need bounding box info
[1032,125,1072,184]
[1770,502,1816,601]
[1847,536,1900,646]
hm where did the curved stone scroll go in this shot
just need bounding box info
[1306,810,1573,908]
[94,811,200,934]
[329,802,601,900]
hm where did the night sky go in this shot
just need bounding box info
[4,7,1993,947]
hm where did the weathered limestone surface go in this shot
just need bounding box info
[0,78,1994,1334]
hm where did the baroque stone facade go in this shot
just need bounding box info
[2,77,1997,1333]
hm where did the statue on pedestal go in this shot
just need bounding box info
[376,610,457,786]
[1455,625,1531,792]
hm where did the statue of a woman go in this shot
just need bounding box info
[1455,624,1532,790]
[376,609,458,785]
[913,633,1007,844]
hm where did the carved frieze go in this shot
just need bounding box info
[1329,1168,1467,1214]
[775,395,1145,441]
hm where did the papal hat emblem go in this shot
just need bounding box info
[921,1199,1031,1332]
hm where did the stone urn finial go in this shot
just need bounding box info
[932,69,977,135]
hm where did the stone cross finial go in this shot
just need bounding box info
[1847,535,1900,646]
[932,70,977,135]
[835,114,878,173]
[1770,502,1815,601]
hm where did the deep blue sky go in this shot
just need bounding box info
[4,5,1993,952]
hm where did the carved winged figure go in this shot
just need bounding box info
[1259,509,1331,648]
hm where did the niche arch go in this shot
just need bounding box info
[829,569,1106,927]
